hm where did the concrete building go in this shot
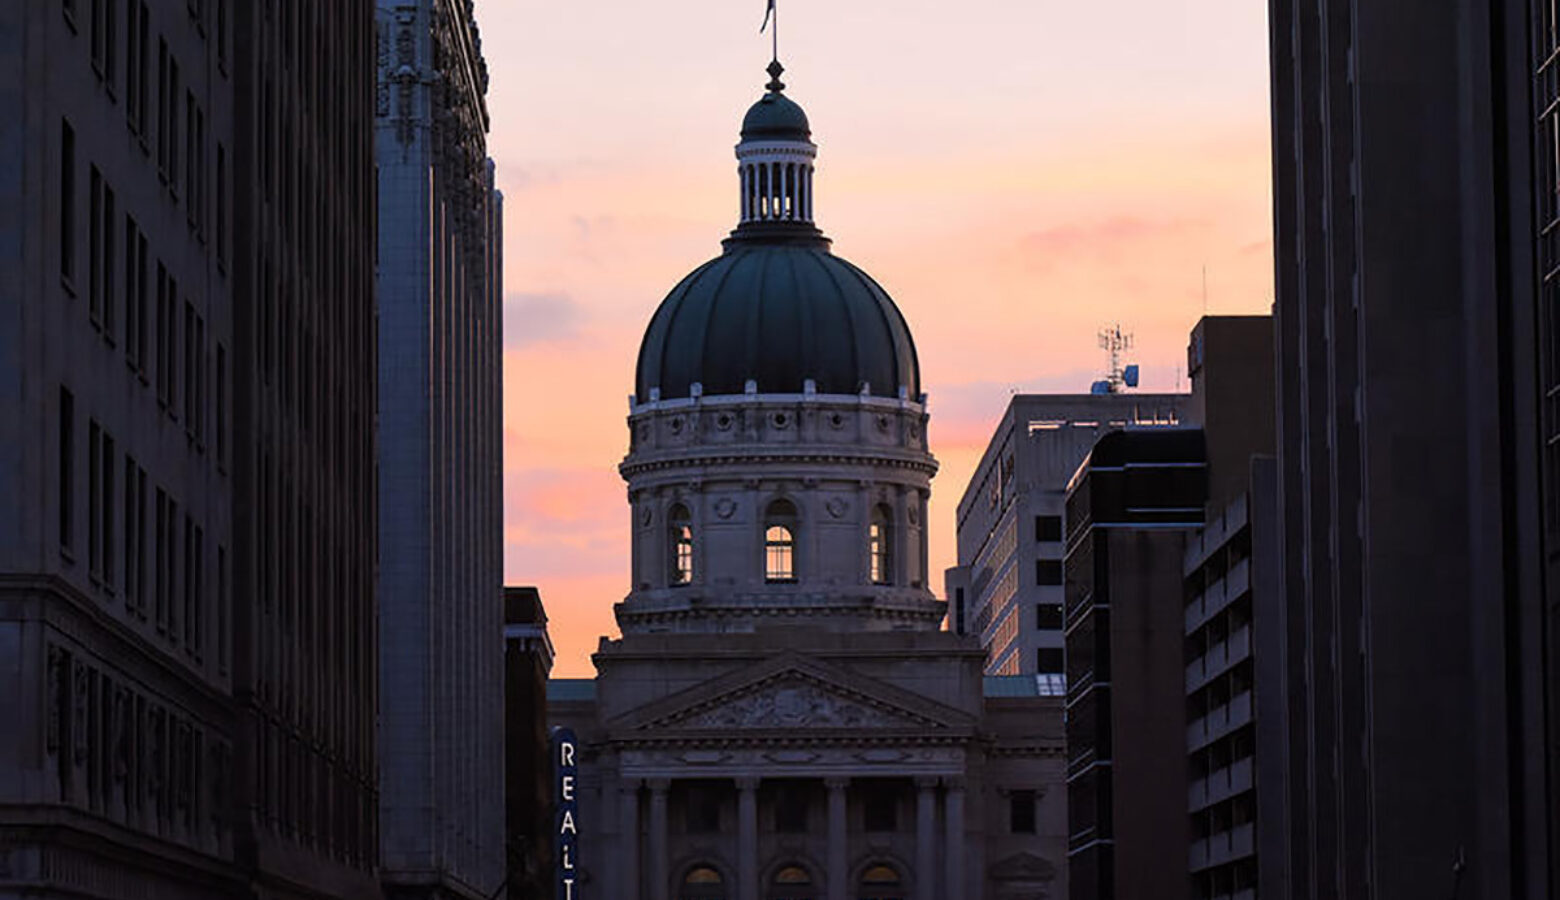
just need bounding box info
[374,3,506,898]
[548,59,1068,900]
[951,393,1184,680]
[504,587,554,899]
[0,1,241,896]
[1269,1,1554,896]
[229,1,382,897]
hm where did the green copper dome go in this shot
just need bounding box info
[741,91,811,141]
[635,245,920,403]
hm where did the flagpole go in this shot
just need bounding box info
[772,0,779,62]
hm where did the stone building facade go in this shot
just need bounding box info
[0,0,240,895]
[374,3,506,898]
[229,1,382,897]
[550,60,1066,900]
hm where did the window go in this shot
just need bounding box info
[1036,602,1063,630]
[215,343,227,466]
[1036,559,1062,586]
[184,518,202,654]
[185,94,206,231]
[216,144,227,265]
[669,504,693,586]
[90,0,115,91]
[89,166,115,339]
[770,865,813,899]
[1037,647,1064,675]
[863,787,896,832]
[184,300,196,434]
[774,789,807,833]
[1010,789,1037,834]
[216,0,228,72]
[684,784,721,833]
[88,423,115,587]
[154,488,175,635]
[59,387,74,553]
[764,499,797,582]
[156,263,177,413]
[124,214,147,374]
[156,41,179,186]
[681,865,725,900]
[216,544,228,671]
[125,1,150,135]
[858,864,904,900]
[61,120,75,284]
[1035,515,1062,542]
[124,456,146,614]
[869,505,893,585]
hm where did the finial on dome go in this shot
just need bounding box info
[766,59,786,93]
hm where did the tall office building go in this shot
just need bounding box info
[230,1,382,898]
[951,393,1184,680]
[0,2,241,895]
[375,3,506,897]
[1269,1,1553,896]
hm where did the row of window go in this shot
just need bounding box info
[69,0,230,259]
[666,501,898,586]
[59,388,229,672]
[63,120,231,466]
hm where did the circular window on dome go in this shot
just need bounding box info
[771,412,790,430]
[828,412,845,430]
[669,416,686,435]
[715,412,734,431]
[875,415,892,433]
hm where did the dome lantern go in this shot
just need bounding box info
[733,61,820,235]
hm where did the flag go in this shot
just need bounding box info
[761,0,775,33]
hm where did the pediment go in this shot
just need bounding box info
[611,652,976,735]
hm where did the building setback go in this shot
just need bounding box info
[374,2,506,898]
[0,1,241,895]
[950,393,1184,680]
[1269,0,1553,896]
[230,1,382,897]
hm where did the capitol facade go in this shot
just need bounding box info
[548,60,1066,900]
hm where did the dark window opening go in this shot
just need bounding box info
[1010,789,1037,834]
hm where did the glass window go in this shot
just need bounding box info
[1010,789,1037,834]
[1036,559,1062,586]
[770,864,813,899]
[682,865,725,900]
[1035,515,1063,542]
[858,864,904,900]
[669,504,694,586]
[774,789,807,833]
[1036,602,1064,630]
[764,499,798,582]
[863,787,896,832]
[869,505,893,585]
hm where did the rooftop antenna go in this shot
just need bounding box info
[1092,323,1137,394]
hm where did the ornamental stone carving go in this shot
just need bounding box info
[673,681,910,730]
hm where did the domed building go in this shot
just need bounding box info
[548,60,1066,900]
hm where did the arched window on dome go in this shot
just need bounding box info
[768,864,813,900]
[681,865,726,900]
[764,499,798,583]
[857,864,905,900]
[869,505,894,586]
[669,504,694,586]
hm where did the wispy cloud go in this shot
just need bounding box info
[504,292,587,349]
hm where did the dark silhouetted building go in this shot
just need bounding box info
[1269,1,1553,898]
[951,394,1185,683]
[504,586,554,899]
[374,3,506,898]
[230,1,381,897]
[0,2,242,896]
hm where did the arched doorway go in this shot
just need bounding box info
[857,863,906,900]
[680,864,726,900]
[768,863,815,900]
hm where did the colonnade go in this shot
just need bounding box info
[616,774,966,900]
[739,160,815,224]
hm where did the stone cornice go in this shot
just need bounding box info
[621,450,938,479]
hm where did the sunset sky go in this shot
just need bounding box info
[481,0,1276,676]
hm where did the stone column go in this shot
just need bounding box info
[649,779,671,900]
[915,777,938,900]
[620,779,641,899]
[737,777,760,900]
[944,777,966,899]
[826,777,849,900]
